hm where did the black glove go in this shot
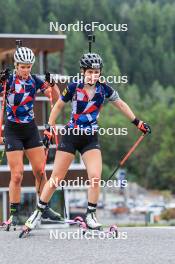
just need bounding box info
[132,118,151,134]
[0,69,10,84]
[43,124,54,148]
[45,72,55,87]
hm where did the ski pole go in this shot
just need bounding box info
[62,186,68,219]
[0,80,7,138]
[48,87,67,217]
[39,89,58,193]
[37,147,49,195]
[40,90,58,175]
[0,80,7,165]
[48,89,58,147]
[47,84,67,218]
[41,147,49,173]
[105,133,146,184]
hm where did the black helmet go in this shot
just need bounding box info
[80,53,103,69]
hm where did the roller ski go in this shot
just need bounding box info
[19,205,65,238]
[0,214,19,231]
[19,208,85,238]
[83,210,118,238]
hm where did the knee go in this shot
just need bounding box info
[11,170,23,185]
[33,167,45,178]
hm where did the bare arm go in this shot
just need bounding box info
[48,98,65,126]
[112,99,135,121]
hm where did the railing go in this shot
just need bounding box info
[0,186,88,223]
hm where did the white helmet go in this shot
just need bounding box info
[14,47,35,64]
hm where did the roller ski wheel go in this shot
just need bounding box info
[0,222,8,230]
[73,216,84,223]
[82,223,118,238]
[109,225,118,238]
[1,215,18,231]
[70,216,84,226]
[65,216,86,228]
[66,216,87,231]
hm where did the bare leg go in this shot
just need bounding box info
[6,151,24,203]
[25,146,47,196]
[82,149,102,204]
[40,151,75,203]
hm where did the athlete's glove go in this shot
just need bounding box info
[0,68,10,84]
[43,124,54,148]
[132,118,151,134]
[45,72,55,87]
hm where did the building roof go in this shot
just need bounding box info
[0,33,66,60]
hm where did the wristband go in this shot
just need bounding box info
[131,117,140,126]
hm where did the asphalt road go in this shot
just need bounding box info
[0,227,175,264]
